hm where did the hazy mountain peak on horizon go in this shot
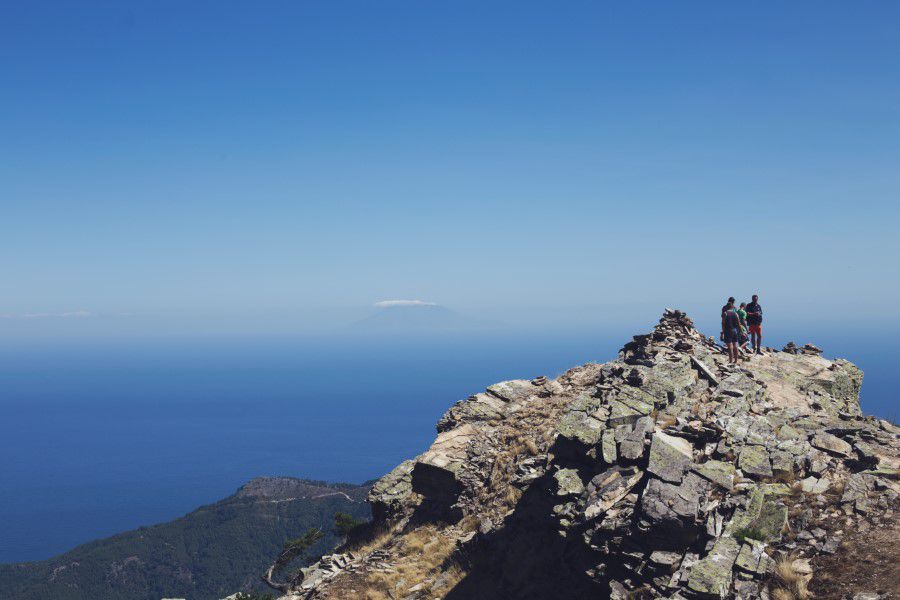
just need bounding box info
[350,301,490,332]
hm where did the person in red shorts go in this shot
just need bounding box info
[745,294,763,355]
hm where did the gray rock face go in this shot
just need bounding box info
[283,309,899,600]
[411,424,476,505]
[367,460,415,520]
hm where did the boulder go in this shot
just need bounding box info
[640,473,708,530]
[693,460,737,489]
[738,445,773,479]
[485,379,534,402]
[554,468,585,497]
[800,476,830,495]
[555,393,606,455]
[727,485,788,542]
[619,419,653,462]
[601,429,618,465]
[734,539,771,576]
[647,431,695,483]
[687,536,740,598]
[584,466,643,520]
[811,432,853,457]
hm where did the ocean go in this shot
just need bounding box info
[0,326,895,564]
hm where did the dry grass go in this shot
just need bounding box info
[439,561,467,592]
[352,524,395,554]
[823,478,846,501]
[503,486,523,509]
[363,526,465,599]
[772,587,796,600]
[457,514,480,533]
[655,413,678,428]
[773,469,799,485]
[770,554,811,600]
[543,428,557,444]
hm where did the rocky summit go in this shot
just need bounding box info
[266,311,900,600]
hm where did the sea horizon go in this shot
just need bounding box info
[1,321,896,564]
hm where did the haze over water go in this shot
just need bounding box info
[1,313,895,564]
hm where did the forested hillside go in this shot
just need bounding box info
[0,478,370,600]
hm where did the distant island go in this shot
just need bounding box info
[350,300,496,332]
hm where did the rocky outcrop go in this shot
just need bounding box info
[275,310,900,600]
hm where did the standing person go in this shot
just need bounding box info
[720,298,741,364]
[737,302,750,352]
[721,297,736,319]
[745,294,763,354]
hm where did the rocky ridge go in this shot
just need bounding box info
[271,311,899,600]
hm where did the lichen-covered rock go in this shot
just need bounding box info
[738,445,773,478]
[553,468,584,497]
[734,539,772,576]
[687,536,741,598]
[647,431,694,483]
[555,393,606,453]
[694,459,736,489]
[726,485,789,542]
[640,475,704,525]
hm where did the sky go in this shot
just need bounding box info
[2,1,899,335]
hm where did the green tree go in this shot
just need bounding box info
[261,528,325,593]
[334,512,366,538]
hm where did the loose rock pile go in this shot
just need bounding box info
[270,310,899,600]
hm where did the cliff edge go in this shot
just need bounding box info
[272,310,899,600]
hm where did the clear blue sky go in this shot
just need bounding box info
[2,1,898,332]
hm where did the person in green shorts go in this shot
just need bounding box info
[737,302,750,352]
